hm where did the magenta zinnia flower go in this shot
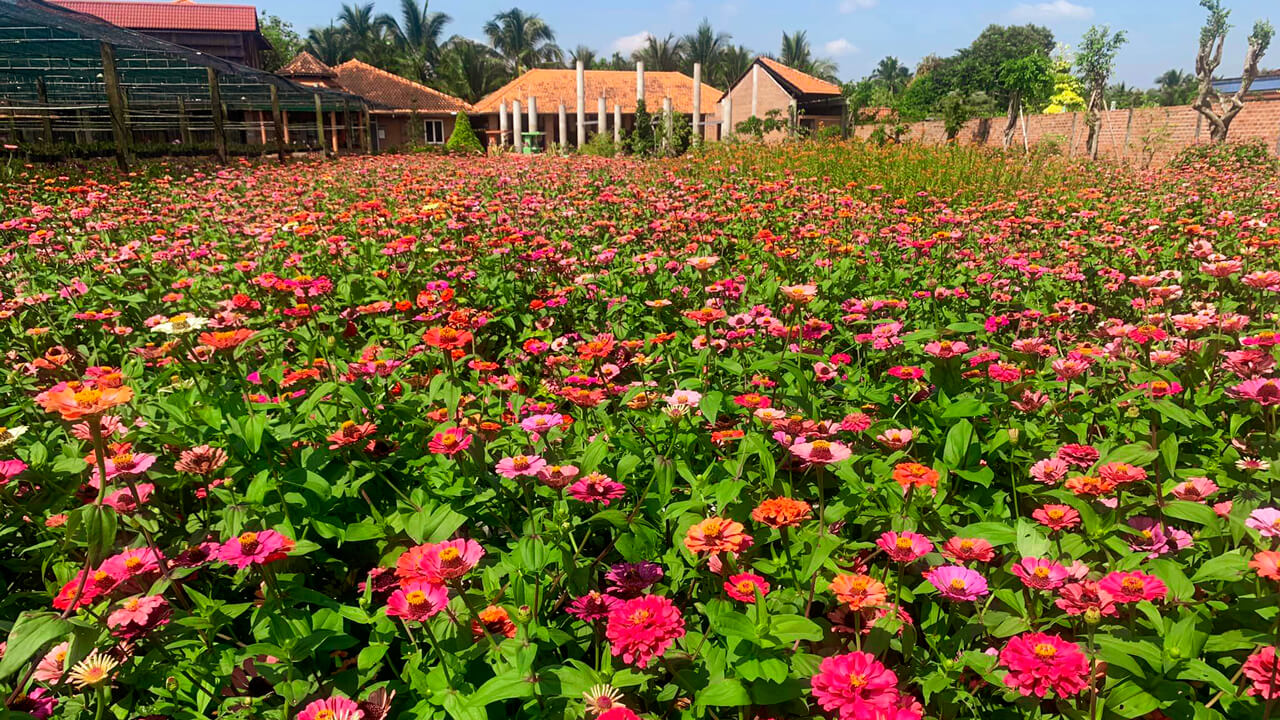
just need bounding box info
[999,632,1090,698]
[566,591,622,622]
[876,531,934,563]
[810,651,901,719]
[724,573,770,603]
[567,472,626,505]
[925,566,989,601]
[1247,507,1280,538]
[1011,557,1069,590]
[1098,571,1167,603]
[1228,377,1280,405]
[495,454,547,478]
[605,595,686,668]
[297,695,364,720]
[386,580,449,622]
[217,530,293,569]
[395,538,484,585]
[789,439,852,465]
[1244,646,1280,699]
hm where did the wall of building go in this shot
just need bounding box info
[374,114,457,150]
[722,65,794,141]
[851,101,1280,165]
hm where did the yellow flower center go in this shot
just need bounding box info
[848,673,867,688]
[950,578,967,590]
[1121,577,1143,592]
[238,532,260,551]
[439,547,460,562]
[1034,643,1058,659]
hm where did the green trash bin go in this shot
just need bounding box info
[521,131,544,154]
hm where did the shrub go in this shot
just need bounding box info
[445,116,484,155]
[1169,139,1278,171]
[579,132,617,157]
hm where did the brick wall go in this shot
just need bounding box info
[723,65,795,141]
[851,100,1280,165]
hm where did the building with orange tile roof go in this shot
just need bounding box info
[474,64,723,149]
[721,57,847,140]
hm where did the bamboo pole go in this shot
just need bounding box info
[313,93,326,156]
[269,85,286,163]
[208,68,228,163]
[99,41,131,171]
[35,77,53,145]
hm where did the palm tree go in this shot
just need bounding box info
[379,0,451,83]
[567,45,596,69]
[872,56,911,95]
[434,37,509,104]
[632,33,685,72]
[483,8,562,74]
[778,31,839,83]
[337,3,379,55]
[304,26,351,66]
[719,45,753,87]
[1154,69,1196,106]
[682,19,731,86]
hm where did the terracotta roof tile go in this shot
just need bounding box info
[473,68,720,115]
[48,0,258,32]
[278,51,335,79]
[756,57,842,97]
[331,60,471,114]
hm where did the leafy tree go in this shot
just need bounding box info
[337,3,380,56]
[632,33,686,72]
[872,56,911,95]
[379,0,451,83]
[1075,25,1127,158]
[628,99,655,156]
[719,45,754,87]
[952,25,1055,107]
[1192,0,1275,143]
[483,8,562,74]
[779,31,839,82]
[939,90,992,141]
[567,45,596,69]
[682,19,732,88]
[305,26,352,66]
[433,37,509,104]
[445,115,484,153]
[259,13,303,72]
[997,54,1053,148]
[1154,69,1198,105]
[1043,48,1085,113]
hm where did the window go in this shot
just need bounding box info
[424,119,444,144]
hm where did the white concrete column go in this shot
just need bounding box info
[663,96,673,151]
[613,104,621,144]
[576,60,586,148]
[512,99,522,151]
[751,64,759,118]
[636,60,645,103]
[597,95,606,139]
[558,102,567,148]
[789,98,797,136]
[692,62,702,142]
[724,96,733,138]
[499,100,508,147]
[528,96,537,130]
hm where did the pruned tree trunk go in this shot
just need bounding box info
[1193,28,1270,143]
[1002,91,1020,149]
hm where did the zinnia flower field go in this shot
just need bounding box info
[2,142,1280,720]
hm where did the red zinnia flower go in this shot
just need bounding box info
[999,632,1090,698]
[605,595,686,668]
[810,651,901,719]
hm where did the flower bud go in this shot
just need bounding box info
[1084,607,1102,625]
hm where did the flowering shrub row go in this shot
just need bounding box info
[1,144,1279,720]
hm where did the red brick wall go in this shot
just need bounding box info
[851,100,1280,165]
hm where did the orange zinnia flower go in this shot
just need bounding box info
[684,516,753,555]
[891,462,939,490]
[829,573,888,610]
[1064,475,1116,497]
[37,382,133,421]
[1251,550,1280,581]
[751,497,813,529]
[199,328,256,351]
[422,326,473,349]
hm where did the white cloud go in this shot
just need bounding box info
[824,38,858,56]
[612,31,653,56]
[1008,0,1094,21]
[838,0,877,12]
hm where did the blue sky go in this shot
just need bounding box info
[258,0,1276,86]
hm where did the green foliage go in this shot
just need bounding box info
[939,91,993,140]
[578,131,617,157]
[259,13,304,72]
[1169,138,1278,171]
[734,109,788,141]
[444,115,484,154]
[998,54,1054,108]
[627,98,656,156]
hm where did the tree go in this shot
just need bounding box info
[567,45,596,69]
[778,31,839,83]
[628,99,655,156]
[1044,53,1086,113]
[445,115,484,153]
[1154,69,1197,105]
[632,33,686,72]
[337,3,380,55]
[305,26,352,66]
[719,45,754,87]
[682,19,732,87]
[483,8,562,74]
[433,37,509,104]
[259,13,302,72]
[940,90,992,141]
[997,54,1053,148]
[872,56,911,95]
[380,0,451,83]
[952,25,1055,108]
[1192,0,1275,143]
[1075,25,1127,158]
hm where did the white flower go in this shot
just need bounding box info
[151,314,209,335]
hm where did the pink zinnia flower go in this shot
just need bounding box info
[297,695,363,720]
[386,580,449,622]
[875,428,914,450]
[790,439,852,465]
[810,651,901,719]
[396,538,484,585]
[1244,646,1280,699]
[567,472,626,505]
[1056,444,1099,469]
[926,565,989,601]
[0,458,27,484]
[1012,558,1069,590]
[999,632,1090,698]
[1228,377,1280,405]
[103,483,154,513]
[217,529,293,569]
[1055,581,1118,618]
[520,413,566,434]
[1098,571,1167,603]
[724,573,770,603]
[566,591,622,622]
[495,454,547,478]
[428,427,473,456]
[1029,457,1069,485]
[876,531,933,563]
[941,537,996,564]
[1247,508,1280,538]
[33,642,70,683]
[107,594,171,639]
[605,595,686,668]
[1032,504,1081,532]
[1171,476,1218,502]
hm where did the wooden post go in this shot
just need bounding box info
[99,41,131,171]
[1122,107,1134,161]
[177,96,191,145]
[36,77,53,145]
[344,102,354,151]
[1194,112,1202,142]
[282,105,290,145]
[329,110,339,155]
[1068,112,1078,156]
[269,85,286,163]
[258,111,267,143]
[692,62,702,143]
[361,105,372,153]
[313,93,326,155]
[1020,105,1029,152]
[76,109,90,144]
[207,68,228,163]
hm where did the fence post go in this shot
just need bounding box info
[313,94,326,157]
[344,102,354,151]
[207,68,228,163]
[1122,108,1134,161]
[177,96,191,145]
[99,41,131,171]
[557,102,567,148]
[269,85,286,163]
[329,110,339,155]
[361,105,372,153]
[576,60,586,148]
[35,77,53,145]
[613,103,621,145]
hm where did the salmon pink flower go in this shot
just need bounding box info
[751,496,812,528]
[684,516,752,555]
[941,537,996,563]
[421,326,472,349]
[428,427,473,456]
[218,530,293,569]
[724,573,770,603]
[1098,571,1167,603]
[1171,476,1218,502]
[925,565,989,601]
[605,595,686,668]
[1032,504,1081,532]
[1030,457,1069,484]
[1228,377,1280,405]
[876,428,914,450]
[567,591,622,622]
[328,421,377,449]
[876,531,933,562]
[33,642,70,683]
[37,381,133,421]
[1247,508,1280,538]
[174,445,228,475]
[999,632,1090,698]
[1055,581,1118,617]
[891,462,939,490]
[107,595,171,639]
[1251,551,1280,581]
[386,581,449,622]
[1012,558,1069,590]
[1056,443,1099,469]
[829,573,888,610]
[1244,647,1280,699]
[495,454,546,478]
[790,439,851,465]
[396,539,484,584]
[810,651,901,719]
[567,472,626,505]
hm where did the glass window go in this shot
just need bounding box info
[425,119,444,144]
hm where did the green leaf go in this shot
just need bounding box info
[962,521,1016,546]
[1190,550,1247,584]
[1106,681,1161,718]
[1148,559,1195,603]
[941,397,989,418]
[704,600,757,640]
[699,391,723,425]
[698,678,751,707]
[0,612,72,678]
[1014,517,1051,558]
[469,670,534,706]
[768,615,824,643]
[1163,500,1218,526]
[942,419,975,469]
